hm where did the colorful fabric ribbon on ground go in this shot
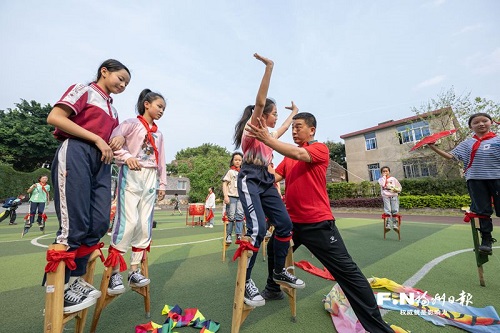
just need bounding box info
[323,276,500,333]
[135,304,220,333]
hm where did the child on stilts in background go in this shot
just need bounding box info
[233,53,303,307]
[378,166,401,230]
[428,112,499,255]
[222,152,244,244]
[27,175,51,232]
[172,193,182,215]
[105,88,167,295]
[46,59,131,313]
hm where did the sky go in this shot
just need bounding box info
[1,1,499,165]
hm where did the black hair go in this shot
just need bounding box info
[233,98,276,148]
[229,151,243,167]
[468,113,492,127]
[209,186,215,191]
[381,166,391,172]
[37,175,49,182]
[136,89,165,115]
[292,112,317,128]
[95,59,130,82]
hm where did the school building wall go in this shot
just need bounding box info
[341,110,458,183]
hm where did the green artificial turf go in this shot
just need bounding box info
[0,211,499,332]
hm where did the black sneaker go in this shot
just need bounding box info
[69,277,101,298]
[128,270,150,288]
[479,237,497,255]
[260,288,285,300]
[273,269,305,289]
[244,279,265,307]
[107,273,126,295]
[63,288,96,313]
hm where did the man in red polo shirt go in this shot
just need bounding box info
[246,112,393,333]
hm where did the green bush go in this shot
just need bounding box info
[328,177,468,200]
[399,195,470,209]
[0,164,51,200]
[327,181,379,199]
[399,177,467,196]
[330,195,471,209]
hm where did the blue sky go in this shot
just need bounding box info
[1,1,499,164]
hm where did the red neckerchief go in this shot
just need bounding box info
[39,182,49,198]
[137,115,159,165]
[383,176,389,188]
[230,166,240,172]
[464,132,496,172]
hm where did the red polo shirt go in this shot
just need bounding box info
[275,141,334,223]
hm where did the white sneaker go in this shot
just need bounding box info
[128,270,150,288]
[205,224,213,228]
[107,273,126,295]
[63,288,96,313]
[69,277,101,298]
[244,279,265,307]
[225,235,232,244]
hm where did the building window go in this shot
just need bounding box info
[364,132,377,150]
[397,121,431,144]
[368,163,380,181]
[402,158,437,178]
[177,180,187,190]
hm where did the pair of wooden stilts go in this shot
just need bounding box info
[230,237,297,333]
[382,213,402,240]
[222,223,273,263]
[43,244,150,333]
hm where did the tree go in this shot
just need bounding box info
[412,86,500,142]
[0,100,59,172]
[324,140,346,169]
[170,143,231,202]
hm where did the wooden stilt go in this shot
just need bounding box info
[231,245,254,333]
[382,214,401,241]
[222,222,230,262]
[274,240,297,322]
[90,252,151,333]
[470,217,488,287]
[44,244,101,333]
[262,226,274,261]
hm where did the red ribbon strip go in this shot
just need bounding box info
[104,246,128,272]
[76,242,105,262]
[45,249,76,273]
[463,212,490,223]
[232,240,259,261]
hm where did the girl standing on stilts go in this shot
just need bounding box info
[105,89,167,294]
[428,112,499,254]
[47,59,131,313]
[233,53,304,307]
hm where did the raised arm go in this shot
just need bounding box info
[251,53,274,126]
[427,143,454,159]
[274,101,299,139]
